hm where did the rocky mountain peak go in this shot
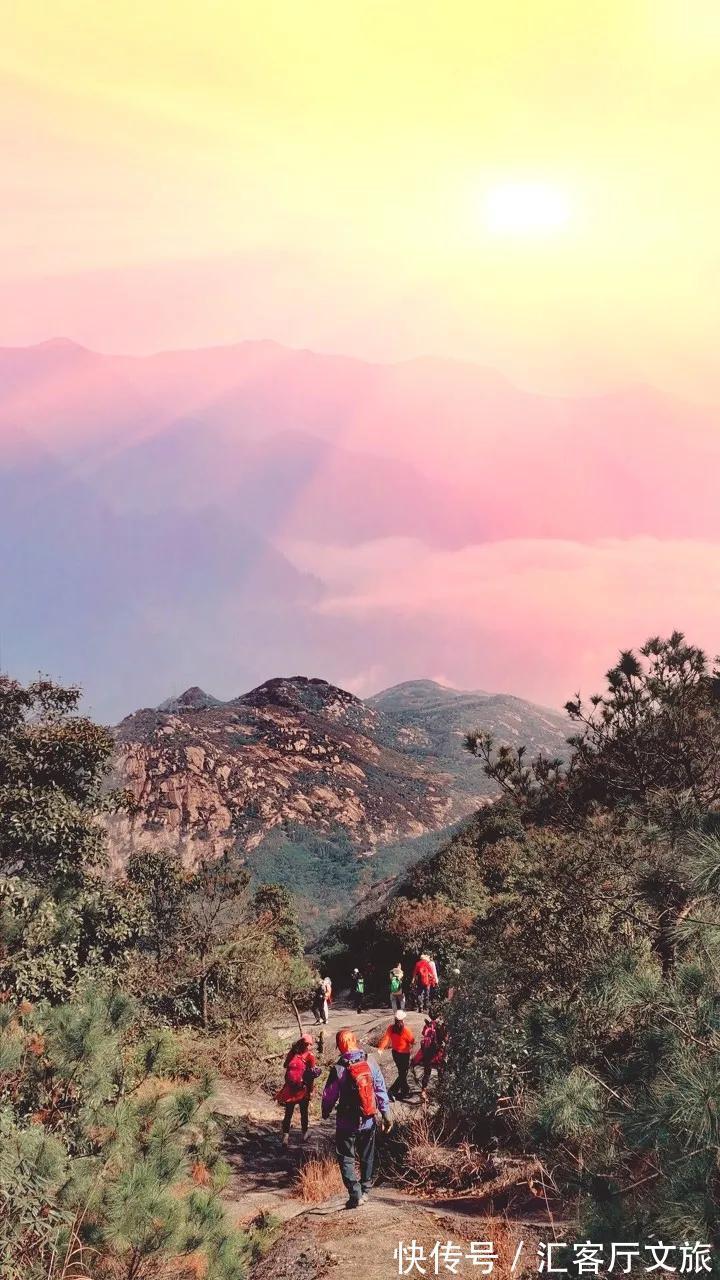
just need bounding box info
[107,672,449,872]
[158,686,221,712]
[106,672,570,902]
[236,675,363,720]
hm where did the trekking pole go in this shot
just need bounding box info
[291,999,305,1037]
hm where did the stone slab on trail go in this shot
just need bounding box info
[251,1190,480,1280]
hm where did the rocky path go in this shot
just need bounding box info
[215,1001,425,1221]
[212,1001,496,1279]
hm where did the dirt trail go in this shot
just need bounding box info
[215,1002,425,1221]
[213,1001,491,1278]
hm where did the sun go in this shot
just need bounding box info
[482,181,572,238]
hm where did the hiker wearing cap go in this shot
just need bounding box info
[412,952,438,1014]
[276,1033,321,1146]
[351,967,365,1014]
[377,1009,416,1099]
[389,963,405,1013]
[321,1027,391,1210]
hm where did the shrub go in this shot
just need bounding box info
[296,1155,344,1203]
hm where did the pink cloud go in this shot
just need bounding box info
[282,536,720,704]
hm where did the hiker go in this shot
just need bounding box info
[412,1016,448,1101]
[377,1009,416,1100]
[312,978,329,1025]
[389,964,405,1013]
[351,967,365,1014]
[322,1028,391,1209]
[412,952,438,1013]
[276,1033,321,1146]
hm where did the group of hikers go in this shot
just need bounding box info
[310,952,440,1023]
[276,1015,448,1209]
[385,953,439,1013]
[276,952,449,1209]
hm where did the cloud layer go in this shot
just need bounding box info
[282,535,720,705]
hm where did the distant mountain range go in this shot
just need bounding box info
[107,675,569,927]
[369,679,571,801]
[1,338,718,719]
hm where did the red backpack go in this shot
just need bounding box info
[285,1053,307,1090]
[340,1059,377,1119]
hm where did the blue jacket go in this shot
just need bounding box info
[321,1049,390,1132]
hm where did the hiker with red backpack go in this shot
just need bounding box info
[412,1015,448,1101]
[321,1027,391,1210]
[412,952,438,1013]
[276,1033,322,1146]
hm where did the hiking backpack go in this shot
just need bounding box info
[285,1053,307,1090]
[339,1059,377,1120]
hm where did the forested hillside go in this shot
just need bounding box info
[330,633,720,1255]
[0,674,310,1277]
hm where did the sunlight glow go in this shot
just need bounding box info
[483,182,572,238]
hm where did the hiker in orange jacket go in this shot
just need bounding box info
[378,1009,416,1099]
[276,1033,321,1146]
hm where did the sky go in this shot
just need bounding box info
[2,1,720,717]
[3,0,720,398]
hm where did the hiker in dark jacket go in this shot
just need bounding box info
[321,1027,391,1209]
[351,967,365,1013]
[312,979,329,1025]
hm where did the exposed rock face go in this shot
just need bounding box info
[107,677,453,868]
[157,686,222,713]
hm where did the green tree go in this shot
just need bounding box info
[445,634,720,1255]
[467,633,720,827]
[126,847,189,965]
[126,852,313,1031]
[0,677,135,1000]
[179,856,251,1029]
[252,883,303,956]
[0,676,113,884]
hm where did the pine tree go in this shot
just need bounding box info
[445,635,720,1260]
[0,989,252,1279]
